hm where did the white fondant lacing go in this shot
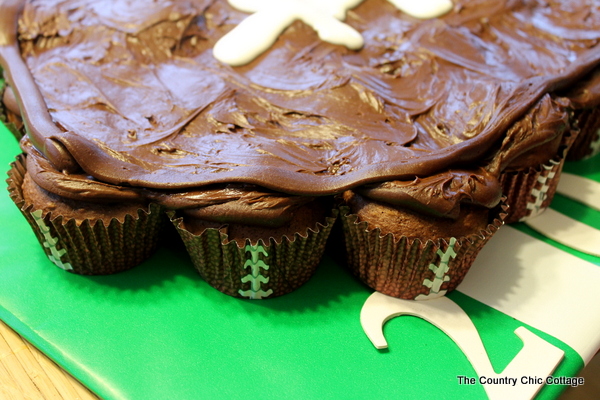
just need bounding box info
[214,0,453,66]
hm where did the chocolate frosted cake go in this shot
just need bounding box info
[1,0,600,299]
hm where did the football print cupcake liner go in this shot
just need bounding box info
[500,129,576,224]
[7,154,164,275]
[169,211,338,299]
[500,159,563,224]
[567,106,600,161]
[337,203,506,300]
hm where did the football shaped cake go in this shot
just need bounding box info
[1,0,599,299]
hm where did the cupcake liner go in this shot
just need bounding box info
[500,159,563,224]
[169,210,337,299]
[567,106,600,161]
[337,203,506,300]
[500,130,576,224]
[7,154,164,275]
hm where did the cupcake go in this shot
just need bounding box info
[169,195,337,299]
[336,168,506,300]
[490,95,576,223]
[570,106,600,161]
[7,150,164,275]
[561,67,600,161]
[2,0,600,301]
[8,137,337,295]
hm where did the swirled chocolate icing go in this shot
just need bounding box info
[1,0,600,222]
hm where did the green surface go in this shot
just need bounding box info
[512,155,600,266]
[0,124,598,399]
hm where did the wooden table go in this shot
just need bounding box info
[0,319,97,400]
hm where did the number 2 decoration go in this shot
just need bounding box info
[360,292,564,400]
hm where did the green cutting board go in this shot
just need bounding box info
[1,123,598,399]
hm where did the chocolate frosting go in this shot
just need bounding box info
[356,168,502,219]
[562,67,600,109]
[22,138,315,226]
[2,0,600,221]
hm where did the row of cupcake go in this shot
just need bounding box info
[2,66,598,300]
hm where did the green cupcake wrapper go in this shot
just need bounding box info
[7,154,164,275]
[169,210,338,299]
[337,202,506,300]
